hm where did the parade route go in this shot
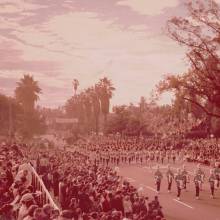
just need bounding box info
[119,162,220,220]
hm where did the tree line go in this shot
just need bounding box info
[2,0,220,139]
[65,77,115,134]
[0,74,45,141]
[156,0,220,136]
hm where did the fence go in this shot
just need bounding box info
[28,163,59,210]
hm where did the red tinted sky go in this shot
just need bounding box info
[1,0,214,108]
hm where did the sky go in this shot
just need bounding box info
[0,0,208,108]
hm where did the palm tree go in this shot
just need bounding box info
[90,85,101,134]
[96,77,115,132]
[83,87,93,133]
[73,79,79,96]
[15,74,41,113]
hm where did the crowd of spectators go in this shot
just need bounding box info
[37,148,165,219]
[0,140,166,220]
[1,132,220,220]
[0,142,62,220]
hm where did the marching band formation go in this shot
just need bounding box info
[73,136,220,203]
[154,163,220,200]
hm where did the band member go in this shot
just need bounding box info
[181,165,189,191]
[161,151,165,164]
[167,151,171,163]
[195,164,205,190]
[154,166,163,194]
[194,170,202,200]
[209,169,216,199]
[172,151,176,164]
[213,162,220,188]
[175,168,183,200]
[166,165,174,193]
[156,150,160,163]
[140,153,143,164]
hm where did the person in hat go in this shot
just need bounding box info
[18,193,35,220]
[123,195,132,218]
[208,169,216,199]
[166,165,174,193]
[154,166,163,194]
[193,170,202,200]
[174,169,183,201]
[195,164,205,190]
[181,165,189,191]
[213,162,220,188]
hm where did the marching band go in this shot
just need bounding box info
[92,144,220,201]
[152,163,220,201]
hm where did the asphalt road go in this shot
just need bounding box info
[117,161,220,220]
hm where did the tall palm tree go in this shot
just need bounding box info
[73,79,79,96]
[15,74,41,113]
[83,87,93,133]
[96,77,115,132]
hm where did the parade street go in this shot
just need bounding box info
[119,162,220,220]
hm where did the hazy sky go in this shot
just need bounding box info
[0,0,209,108]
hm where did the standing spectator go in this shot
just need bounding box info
[52,168,60,198]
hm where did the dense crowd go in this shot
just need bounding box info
[0,140,166,220]
[0,142,61,220]
[1,133,220,220]
[37,149,165,219]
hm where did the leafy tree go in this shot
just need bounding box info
[0,94,23,138]
[106,105,129,134]
[18,109,46,140]
[0,94,10,134]
[157,0,220,118]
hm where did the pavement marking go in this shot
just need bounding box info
[125,177,136,183]
[144,185,158,193]
[143,165,168,169]
[173,199,194,209]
